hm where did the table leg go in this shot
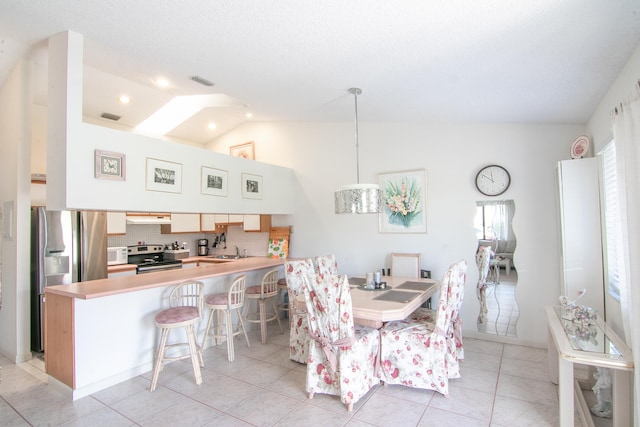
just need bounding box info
[558,357,574,427]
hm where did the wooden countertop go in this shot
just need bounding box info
[49,257,289,300]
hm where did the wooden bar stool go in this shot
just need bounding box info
[243,268,283,344]
[201,275,250,362]
[150,280,204,392]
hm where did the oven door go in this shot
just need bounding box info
[136,262,183,274]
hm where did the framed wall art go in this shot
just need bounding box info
[94,150,126,180]
[241,173,263,199]
[146,158,182,194]
[378,169,427,233]
[201,166,228,196]
[230,141,255,159]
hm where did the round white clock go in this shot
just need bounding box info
[475,165,511,196]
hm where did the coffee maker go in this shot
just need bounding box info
[197,238,209,256]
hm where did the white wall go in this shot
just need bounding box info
[212,120,585,347]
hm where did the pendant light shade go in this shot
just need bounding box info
[334,88,383,214]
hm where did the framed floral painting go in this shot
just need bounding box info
[378,169,427,233]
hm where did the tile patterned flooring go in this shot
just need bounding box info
[0,323,567,426]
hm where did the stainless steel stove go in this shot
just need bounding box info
[127,244,183,274]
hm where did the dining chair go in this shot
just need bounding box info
[283,258,315,363]
[315,254,338,276]
[243,268,283,344]
[201,275,251,362]
[379,259,467,396]
[150,280,205,392]
[302,273,380,411]
[390,252,421,278]
[476,245,492,323]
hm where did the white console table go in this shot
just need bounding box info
[545,306,634,427]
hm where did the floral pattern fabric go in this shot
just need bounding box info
[268,239,289,258]
[283,258,315,363]
[476,246,492,322]
[379,259,467,396]
[302,273,380,410]
[315,254,338,276]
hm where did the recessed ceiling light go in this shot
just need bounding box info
[207,122,217,130]
[118,95,130,104]
[156,77,170,88]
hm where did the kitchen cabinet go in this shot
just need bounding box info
[107,212,127,235]
[209,214,244,232]
[243,214,271,232]
[161,213,201,234]
[201,214,216,232]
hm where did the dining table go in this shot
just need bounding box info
[295,275,440,329]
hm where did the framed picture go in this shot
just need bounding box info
[94,150,126,180]
[241,173,263,199]
[145,158,182,194]
[230,141,255,159]
[379,169,427,233]
[201,166,228,196]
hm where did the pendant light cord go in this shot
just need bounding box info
[349,87,362,184]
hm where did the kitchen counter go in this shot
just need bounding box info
[44,256,291,400]
[55,257,288,299]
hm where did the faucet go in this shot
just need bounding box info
[235,246,240,257]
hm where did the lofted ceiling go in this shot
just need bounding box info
[1,1,639,146]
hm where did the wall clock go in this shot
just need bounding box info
[475,165,511,196]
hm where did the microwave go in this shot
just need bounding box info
[107,246,128,265]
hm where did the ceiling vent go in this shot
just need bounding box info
[100,112,121,121]
[190,75,214,87]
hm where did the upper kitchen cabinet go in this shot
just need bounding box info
[243,215,271,232]
[201,214,216,232]
[107,212,126,235]
[161,213,201,234]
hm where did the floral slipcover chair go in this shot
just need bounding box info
[315,254,339,276]
[283,258,315,363]
[302,273,380,411]
[379,259,467,396]
[476,246,492,323]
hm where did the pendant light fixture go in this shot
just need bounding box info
[334,88,383,214]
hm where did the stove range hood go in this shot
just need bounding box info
[125,214,172,225]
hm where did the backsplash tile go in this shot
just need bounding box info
[108,225,269,257]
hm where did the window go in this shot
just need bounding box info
[601,141,624,301]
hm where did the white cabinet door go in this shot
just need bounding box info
[243,214,261,231]
[229,214,244,223]
[167,213,201,233]
[107,212,127,235]
[214,214,229,223]
[201,214,216,232]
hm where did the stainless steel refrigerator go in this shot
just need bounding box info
[30,207,108,352]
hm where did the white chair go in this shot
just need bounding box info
[283,258,315,363]
[315,254,339,276]
[380,260,468,396]
[201,275,250,362]
[243,268,283,344]
[150,281,204,392]
[390,252,421,278]
[476,245,492,322]
[302,273,380,411]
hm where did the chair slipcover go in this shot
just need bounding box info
[379,259,467,396]
[315,254,339,276]
[302,273,380,411]
[476,246,492,323]
[283,258,315,363]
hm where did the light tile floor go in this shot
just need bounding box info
[1,322,569,426]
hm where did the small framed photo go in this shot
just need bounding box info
[201,166,228,197]
[95,150,126,180]
[230,141,255,159]
[241,173,263,199]
[146,158,182,194]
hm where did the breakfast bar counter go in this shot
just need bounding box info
[44,257,289,400]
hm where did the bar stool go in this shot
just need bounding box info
[276,278,289,319]
[243,268,283,344]
[150,280,204,392]
[201,275,250,362]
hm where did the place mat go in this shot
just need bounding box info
[397,281,430,291]
[348,277,367,286]
[373,290,421,303]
